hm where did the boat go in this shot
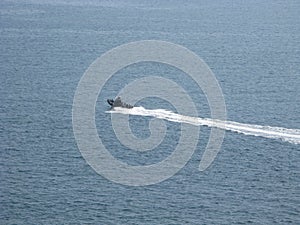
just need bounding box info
[107,97,133,109]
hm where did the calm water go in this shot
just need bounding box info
[1,0,299,224]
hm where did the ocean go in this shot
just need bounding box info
[1,0,299,224]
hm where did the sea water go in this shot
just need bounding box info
[1,0,299,224]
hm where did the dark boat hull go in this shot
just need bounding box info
[107,97,133,109]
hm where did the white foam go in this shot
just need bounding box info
[108,107,300,144]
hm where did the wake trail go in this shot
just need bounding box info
[108,107,300,145]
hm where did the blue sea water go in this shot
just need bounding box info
[1,0,299,224]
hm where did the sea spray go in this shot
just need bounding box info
[108,107,300,144]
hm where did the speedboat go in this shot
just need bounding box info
[107,97,133,109]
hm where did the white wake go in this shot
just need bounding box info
[108,107,300,145]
